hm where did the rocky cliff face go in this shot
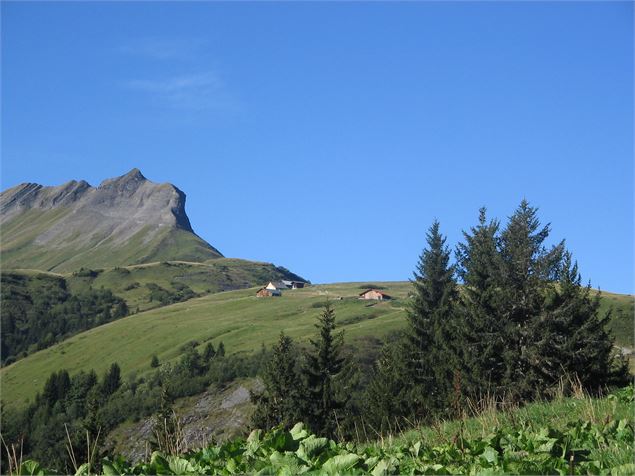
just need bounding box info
[0,169,222,271]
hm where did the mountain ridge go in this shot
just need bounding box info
[0,169,223,271]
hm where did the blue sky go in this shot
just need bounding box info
[2,2,633,293]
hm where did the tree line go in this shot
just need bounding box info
[0,340,258,472]
[252,201,630,436]
[1,273,128,366]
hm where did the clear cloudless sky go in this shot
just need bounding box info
[2,1,633,293]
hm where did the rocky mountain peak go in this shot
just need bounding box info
[98,168,148,194]
[0,169,222,271]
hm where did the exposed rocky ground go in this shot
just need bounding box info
[105,379,263,463]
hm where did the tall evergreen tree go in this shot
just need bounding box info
[455,208,507,398]
[303,302,346,438]
[497,200,564,398]
[251,332,302,430]
[406,220,458,417]
[528,252,629,395]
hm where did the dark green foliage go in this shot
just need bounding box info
[0,342,268,472]
[181,346,205,376]
[365,202,628,433]
[217,341,225,357]
[364,340,412,432]
[404,221,458,418]
[0,273,128,365]
[203,342,216,361]
[41,370,71,407]
[496,200,564,398]
[302,302,347,439]
[454,202,627,402]
[455,208,508,397]
[73,268,102,278]
[529,252,630,393]
[151,355,160,368]
[102,363,122,397]
[252,332,303,430]
[146,282,196,306]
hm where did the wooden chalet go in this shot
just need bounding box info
[256,287,281,297]
[359,289,391,301]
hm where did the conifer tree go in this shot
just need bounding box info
[406,220,458,417]
[101,363,121,397]
[151,354,160,368]
[203,342,216,361]
[181,346,204,375]
[529,252,629,395]
[364,340,412,432]
[251,332,302,430]
[455,208,507,397]
[303,302,346,438]
[217,341,225,357]
[497,200,563,398]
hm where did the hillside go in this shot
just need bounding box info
[2,281,631,408]
[64,258,307,312]
[0,260,306,365]
[0,169,222,271]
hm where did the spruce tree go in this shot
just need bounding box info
[455,208,507,398]
[101,363,121,397]
[406,220,458,417]
[364,339,411,432]
[497,201,564,398]
[251,332,302,430]
[303,302,346,438]
[203,342,216,361]
[529,252,629,395]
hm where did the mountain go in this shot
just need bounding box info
[0,169,223,271]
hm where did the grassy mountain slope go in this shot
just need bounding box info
[2,282,631,408]
[0,169,223,271]
[0,209,219,272]
[1,260,305,365]
[64,258,307,312]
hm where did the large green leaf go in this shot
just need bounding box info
[296,435,329,462]
[290,423,309,441]
[150,451,172,475]
[168,456,197,474]
[322,453,361,475]
[18,460,46,476]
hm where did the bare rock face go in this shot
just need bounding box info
[0,169,222,271]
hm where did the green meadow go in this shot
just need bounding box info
[1,281,631,408]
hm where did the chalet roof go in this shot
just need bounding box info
[359,288,391,297]
[267,281,288,289]
[258,287,281,295]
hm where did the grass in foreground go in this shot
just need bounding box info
[6,386,634,475]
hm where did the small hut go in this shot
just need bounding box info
[359,289,391,301]
[256,287,281,297]
[266,281,287,291]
